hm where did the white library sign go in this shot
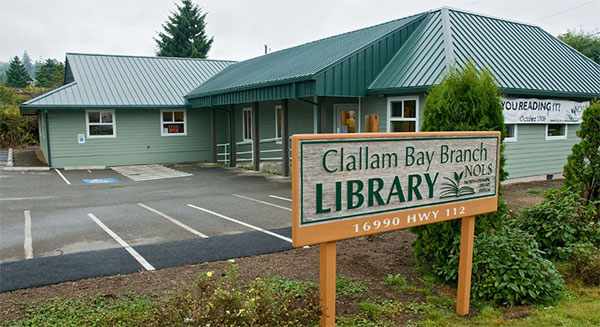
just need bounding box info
[501,97,589,124]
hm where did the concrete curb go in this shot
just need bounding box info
[6,148,14,167]
[64,166,106,170]
[3,166,50,171]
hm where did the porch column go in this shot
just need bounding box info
[230,104,237,167]
[282,99,290,177]
[210,107,217,163]
[319,97,326,133]
[252,101,260,171]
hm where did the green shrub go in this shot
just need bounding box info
[472,225,564,306]
[511,187,600,259]
[563,101,600,206]
[560,243,600,285]
[0,85,40,147]
[412,62,508,283]
[151,263,321,327]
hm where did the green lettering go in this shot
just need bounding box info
[408,174,423,201]
[347,180,364,210]
[424,172,439,198]
[406,146,415,166]
[386,176,406,204]
[316,183,331,213]
[322,149,338,173]
[368,178,385,207]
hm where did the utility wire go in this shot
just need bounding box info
[530,0,598,23]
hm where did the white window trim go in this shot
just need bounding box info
[275,105,282,141]
[160,109,187,136]
[545,124,568,140]
[86,110,116,138]
[242,107,253,141]
[386,96,419,132]
[504,124,517,143]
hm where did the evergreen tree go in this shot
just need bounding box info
[563,101,600,205]
[35,59,65,88]
[5,56,30,88]
[411,62,508,282]
[21,51,35,79]
[155,0,213,58]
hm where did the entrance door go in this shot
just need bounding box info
[334,104,359,133]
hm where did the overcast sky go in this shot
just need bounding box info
[1,0,599,63]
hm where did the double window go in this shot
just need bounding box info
[86,110,116,138]
[161,110,186,136]
[387,97,418,132]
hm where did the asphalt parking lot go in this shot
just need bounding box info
[0,164,294,292]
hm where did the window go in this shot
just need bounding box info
[275,106,282,139]
[243,108,252,141]
[505,124,517,142]
[86,110,115,138]
[161,110,186,136]
[546,124,567,140]
[387,97,418,132]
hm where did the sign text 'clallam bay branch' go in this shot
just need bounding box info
[292,132,501,247]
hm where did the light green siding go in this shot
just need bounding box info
[360,94,425,132]
[504,124,579,178]
[47,109,213,168]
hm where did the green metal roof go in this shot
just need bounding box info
[22,53,235,109]
[369,8,600,98]
[185,13,425,100]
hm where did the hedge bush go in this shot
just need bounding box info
[560,243,600,285]
[511,187,600,260]
[472,225,564,306]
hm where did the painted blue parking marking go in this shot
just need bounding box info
[83,178,119,184]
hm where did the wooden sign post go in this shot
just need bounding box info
[291,132,500,326]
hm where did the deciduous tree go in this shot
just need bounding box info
[559,30,600,64]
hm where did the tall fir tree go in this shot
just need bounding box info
[155,0,213,58]
[21,51,35,79]
[5,56,30,88]
[35,59,65,88]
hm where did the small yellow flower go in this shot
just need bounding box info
[227,259,235,263]
[206,271,214,277]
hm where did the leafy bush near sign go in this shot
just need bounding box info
[471,225,564,306]
[559,243,600,285]
[511,187,600,260]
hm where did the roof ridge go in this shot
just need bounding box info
[22,82,78,106]
[65,52,236,63]
[430,6,542,29]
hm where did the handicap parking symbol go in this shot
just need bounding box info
[83,178,119,184]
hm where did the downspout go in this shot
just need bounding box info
[44,109,52,167]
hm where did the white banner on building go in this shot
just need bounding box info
[501,98,589,124]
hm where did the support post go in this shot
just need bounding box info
[319,241,336,327]
[230,105,236,167]
[456,216,475,316]
[320,97,326,133]
[282,99,289,177]
[210,107,217,163]
[252,101,260,171]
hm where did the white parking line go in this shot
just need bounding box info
[87,213,155,271]
[24,210,33,259]
[138,203,209,238]
[187,204,292,243]
[233,194,292,211]
[269,195,292,202]
[54,169,71,185]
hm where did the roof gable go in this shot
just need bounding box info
[186,13,426,100]
[23,54,235,108]
[369,8,600,98]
